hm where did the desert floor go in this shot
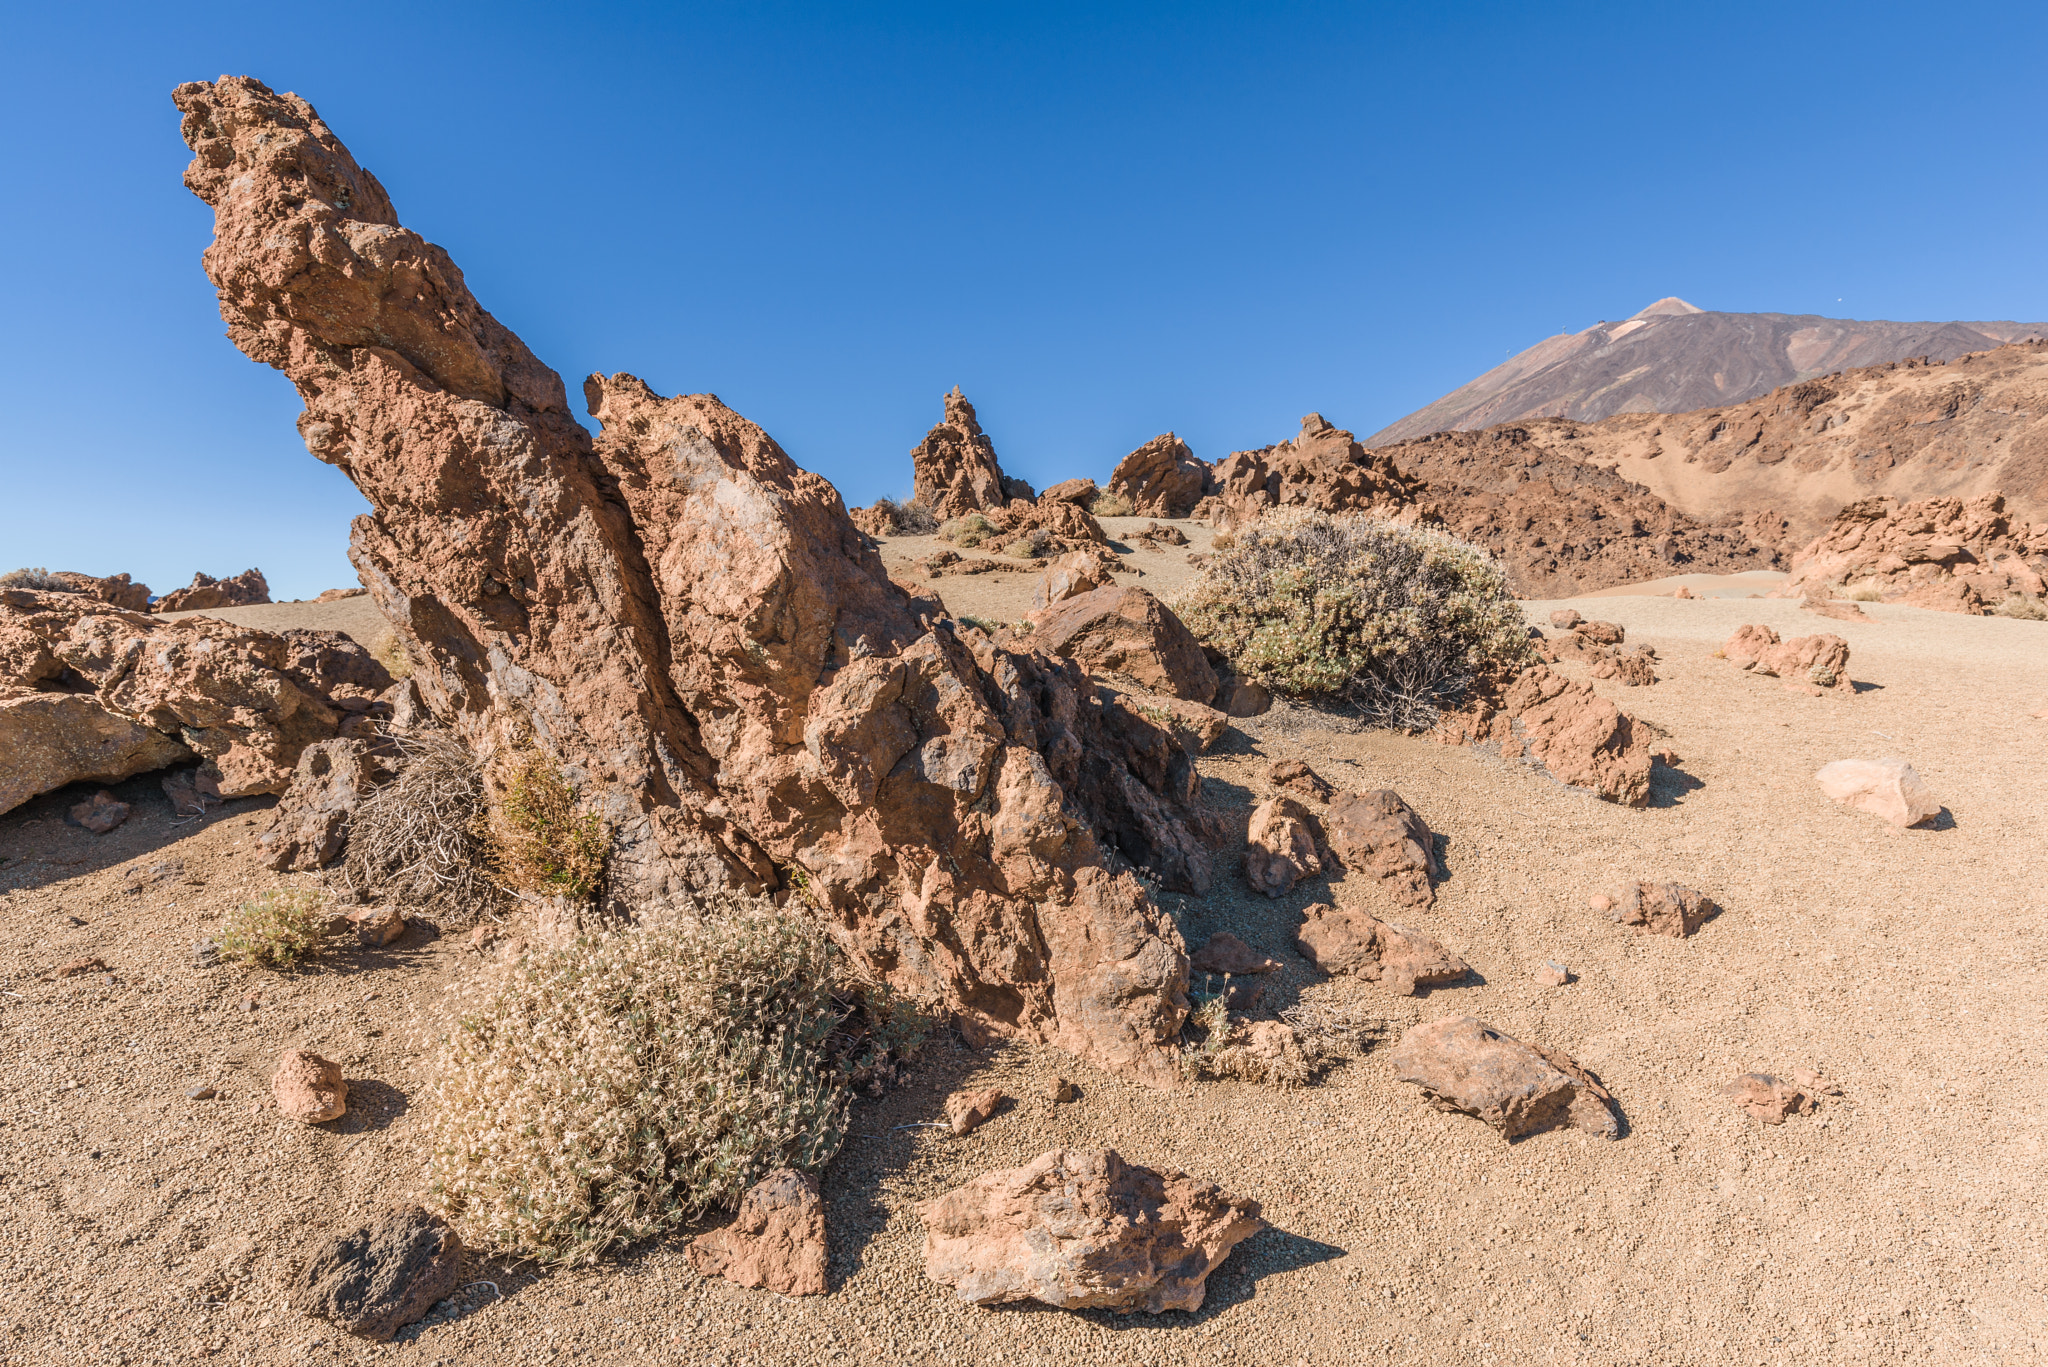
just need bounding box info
[3,526,2043,1366]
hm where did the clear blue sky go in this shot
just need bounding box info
[4,2,2044,599]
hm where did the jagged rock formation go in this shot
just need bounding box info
[156,567,271,611]
[175,76,1209,1085]
[0,587,384,814]
[1194,414,1426,530]
[1106,434,1209,518]
[1769,492,2048,613]
[912,388,1032,518]
[49,572,153,611]
[1369,298,2048,446]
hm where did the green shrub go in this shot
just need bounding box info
[0,567,71,591]
[487,751,609,903]
[1090,491,1134,518]
[939,513,995,548]
[424,898,865,1264]
[218,889,327,969]
[1176,510,1534,729]
[1994,594,2048,621]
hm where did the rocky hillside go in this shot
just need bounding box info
[1376,341,2048,541]
[1369,297,2048,445]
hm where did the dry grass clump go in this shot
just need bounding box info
[486,751,609,903]
[939,513,997,548]
[425,896,871,1264]
[1993,595,2048,621]
[217,889,327,968]
[1843,581,1886,602]
[1279,995,1386,1057]
[369,628,413,679]
[1004,527,1056,559]
[342,729,499,920]
[867,497,938,535]
[1090,491,1135,518]
[0,567,72,591]
[1177,509,1533,730]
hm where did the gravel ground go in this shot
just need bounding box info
[2,578,2043,1366]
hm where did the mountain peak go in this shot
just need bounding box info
[1631,296,1705,319]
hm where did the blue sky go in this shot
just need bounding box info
[3,1,2044,599]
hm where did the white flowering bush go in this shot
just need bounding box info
[424,894,863,1264]
[1177,510,1533,728]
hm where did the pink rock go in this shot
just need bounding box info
[1549,609,1583,629]
[272,1049,348,1124]
[1295,903,1468,995]
[1244,797,1322,898]
[1532,960,1571,988]
[1389,1017,1616,1140]
[687,1169,828,1296]
[1815,758,1940,827]
[1322,790,1437,908]
[944,1087,1006,1137]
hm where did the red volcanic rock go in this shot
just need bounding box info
[1033,550,1107,610]
[68,790,131,834]
[687,1169,828,1296]
[1188,931,1282,977]
[1574,619,1625,645]
[156,567,271,612]
[50,572,153,611]
[1295,903,1468,995]
[1610,881,1721,937]
[1390,1016,1616,1140]
[917,1148,1263,1313]
[273,1048,347,1124]
[912,388,1029,518]
[944,1087,1006,1137]
[260,738,396,871]
[1800,595,1871,622]
[1243,796,1322,898]
[1106,434,1211,518]
[1207,414,1427,530]
[1589,646,1657,687]
[1773,492,2048,614]
[1722,1073,1816,1126]
[1503,665,1654,806]
[1041,478,1099,507]
[1549,609,1582,629]
[176,78,1213,1086]
[1720,624,1853,694]
[1028,586,1219,703]
[1322,789,1439,909]
[1267,759,1333,803]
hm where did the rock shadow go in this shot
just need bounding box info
[1850,680,1885,694]
[1916,807,1957,832]
[1645,759,1704,809]
[332,1078,410,1134]
[0,767,272,896]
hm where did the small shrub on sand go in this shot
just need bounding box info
[487,751,609,904]
[1843,581,1886,602]
[425,897,870,1264]
[217,889,327,969]
[1004,527,1055,559]
[343,730,499,920]
[868,497,938,536]
[0,567,71,591]
[1089,491,1134,518]
[1177,509,1533,729]
[1994,595,2048,621]
[370,628,413,680]
[939,513,996,548]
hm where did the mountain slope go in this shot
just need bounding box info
[1370,299,2048,446]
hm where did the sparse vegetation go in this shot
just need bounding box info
[1810,663,1840,688]
[370,628,413,679]
[424,896,869,1264]
[487,751,610,904]
[1177,509,1534,730]
[0,567,72,591]
[1994,595,2048,621]
[1004,527,1055,559]
[217,889,328,969]
[1843,581,1886,602]
[342,729,499,920]
[1089,491,1134,518]
[867,497,938,536]
[939,513,996,548]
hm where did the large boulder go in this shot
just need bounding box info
[1033,550,1108,610]
[917,1147,1264,1313]
[1815,757,1941,827]
[1027,586,1219,703]
[175,78,1216,1087]
[49,572,153,611]
[259,738,397,871]
[1389,1017,1617,1140]
[687,1169,827,1296]
[1321,790,1439,908]
[1243,796,1321,898]
[0,588,349,813]
[1105,434,1211,518]
[1720,625,1853,694]
[296,1206,463,1341]
[156,567,271,612]
[912,388,1027,519]
[1772,492,2048,613]
[1436,664,1655,807]
[1295,902,1468,994]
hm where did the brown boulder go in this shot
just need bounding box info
[1722,1073,1816,1126]
[1720,625,1852,693]
[1106,434,1211,518]
[1773,492,2048,613]
[1268,759,1333,802]
[1041,478,1099,507]
[155,567,271,612]
[912,388,1026,519]
[1033,549,1108,610]
[1549,609,1582,628]
[273,1049,347,1123]
[1500,665,1654,806]
[944,1087,1006,1137]
[1295,902,1468,994]
[68,791,131,834]
[1188,931,1282,977]
[177,78,1215,1087]
[687,1169,828,1296]
[1028,586,1219,703]
[1208,415,1426,530]
[296,1206,463,1341]
[49,572,153,611]
[1389,1016,1617,1140]
[347,905,406,946]
[1322,789,1438,908]
[259,738,396,871]
[278,628,396,704]
[1589,647,1657,687]
[1611,881,1720,937]
[917,1147,1263,1312]
[1815,758,1941,827]
[1243,796,1322,898]
[1574,619,1625,645]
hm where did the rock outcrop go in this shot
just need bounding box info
[1295,903,1468,994]
[156,567,272,612]
[1032,551,1107,610]
[917,1147,1264,1313]
[687,1169,828,1296]
[1771,493,2048,614]
[1200,414,1427,531]
[1040,478,1098,507]
[1026,586,1218,703]
[49,572,153,611]
[1321,790,1439,908]
[1106,434,1210,518]
[260,738,397,871]
[1815,758,1940,827]
[175,77,1210,1086]
[0,588,359,814]
[296,1206,463,1341]
[911,388,1030,518]
[1390,1017,1617,1140]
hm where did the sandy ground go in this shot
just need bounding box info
[4,554,2045,1365]
[1580,570,1790,599]
[157,597,394,653]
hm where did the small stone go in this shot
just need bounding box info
[1549,609,1582,629]
[1574,619,1625,645]
[1587,894,1614,913]
[1047,1077,1079,1104]
[66,916,86,927]
[1612,882,1720,938]
[55,956,108,978]
[1267,759,1334,804]
[944,1087,1006,1137]
[297,1206,463,1341]
[240,996,259,1013]
[1791,1068,1843,1096]
[1533,960,1571,988]
[68,791,131,834]
[687,1169,827,1296]
[272,1049,348,1124]
[347,905,405,947]
[186,1084,217,1101]
[1814,758,1941,828]
[1722,1073,1816,1125]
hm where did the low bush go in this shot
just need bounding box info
[425,896,896,1264]
[486,751,609,904]
[343,729,499,920]
[1004,528,1055,559]
[0,567,71,591]
[1089,491,1135,518]
[1176,510,1534,729]
[939,513,996,548]
[1843,581,1886,602]
[868,497,938,536]
[1994,595,2048,621]
[218,889,327,968]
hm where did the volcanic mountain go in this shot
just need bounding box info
[1368,298,2048,446]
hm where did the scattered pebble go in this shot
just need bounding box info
[1534,960,1572,987]
[186,1083,217,1101]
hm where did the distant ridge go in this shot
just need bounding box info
[1368,302,2048,446]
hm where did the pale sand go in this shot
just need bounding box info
[1579,569,1790,599]
[157,595,394,651]
[3,568,2044,1364]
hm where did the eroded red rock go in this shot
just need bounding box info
[273,1048,347,1124]
[156,568,271,612]
[1389,1016,1616,1140]
[1188,931,1282,977]
[1773,493,2048,614]
[68,791,131,834]
[1106,434,1211,518]
[1244,797,1322,898]
[687,1169,827,1296]
[260,738,396,871]
[1268,759,1333,803]
[1721,625,1853,694]
[944,1087,1006,1137]
[1611,881,1720,937]
[1027,586,1218,703]
[1041,478,1098,507]
[50,572,153,611]
[912,388,1025,518]
[1205,414,1426,530]
[1722,1073,1816,1125]
[1574,619,1625,645]
[1322,790,1438,908]
[1295,903,1468,994]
